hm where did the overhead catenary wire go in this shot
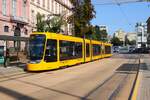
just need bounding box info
[94,0,145,6]
[93,0,150,32]
[114,0,133,28]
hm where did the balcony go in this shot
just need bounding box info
[10,16,29,25]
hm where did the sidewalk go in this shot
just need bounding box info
[0,62,26,76]
[137,54,150,100]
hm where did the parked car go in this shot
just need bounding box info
[132,48,149,54]
[119,46,129,54]
[113,46,119,53]
[129,46,135,53]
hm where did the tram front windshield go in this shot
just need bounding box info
[29,34,46,61]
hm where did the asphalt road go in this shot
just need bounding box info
[0,54,139,100]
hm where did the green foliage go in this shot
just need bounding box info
[85,25,108,41]
[125,38,136,46]
[100,30,108,42]
[68,0,96,37]
[46,15,67,33]
[36,13,46,32]
[36,13,66,33]
[130,40,136,45]
[94,25,101,40]
[111,37,123,46]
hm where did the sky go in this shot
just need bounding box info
[91,1,150,35]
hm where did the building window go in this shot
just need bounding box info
[4,26,9,32]
[138,34,142,36]
[22,1,26,19]
[12,0,17,16]
[59,5,62,14]
[43,0,45,7]
[47,0,50,10]
[51,0,54,12]
[2,0,7,15]
[37,0,40,4]
[31,10,35,24]
[55,2,57,14]
[138,42,142,44]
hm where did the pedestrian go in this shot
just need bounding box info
[4,48,9,68]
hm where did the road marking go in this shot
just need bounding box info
[131,72,141,100]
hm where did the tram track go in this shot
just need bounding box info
[0,71,37,82]
[84,54,140,100]
[109,56,138,100]
[109,55,140,100]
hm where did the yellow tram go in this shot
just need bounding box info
[27,32,112,71]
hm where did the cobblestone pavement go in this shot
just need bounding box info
[0,63,26,76]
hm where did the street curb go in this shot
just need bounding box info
[131,72,141,100]
[129,59,141,100]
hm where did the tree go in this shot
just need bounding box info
[94,25,101,41]
[111,37,123,46]
[125,37,136,46]
[87,25,108,41]
[68,0,96,37]
[130,40,136,45]
[46,15,67,33]
[100,30,108,42]
[36,13,66,33]
[36,13,46,32]
[125,38,130,46]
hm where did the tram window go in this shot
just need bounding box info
[93,44,101,56]
[105,46,111,54]
[75,42,82,58]
[60,40,82,61]
[44,39,57,62]
[86,44,90,57]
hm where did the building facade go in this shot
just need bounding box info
[30,0,73,35]
[0,0,73,51]
[114,29,126,42]
[147,17,150,48]
[0,0,30,50]
[135,22,147,48]
[126,32,136,42]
